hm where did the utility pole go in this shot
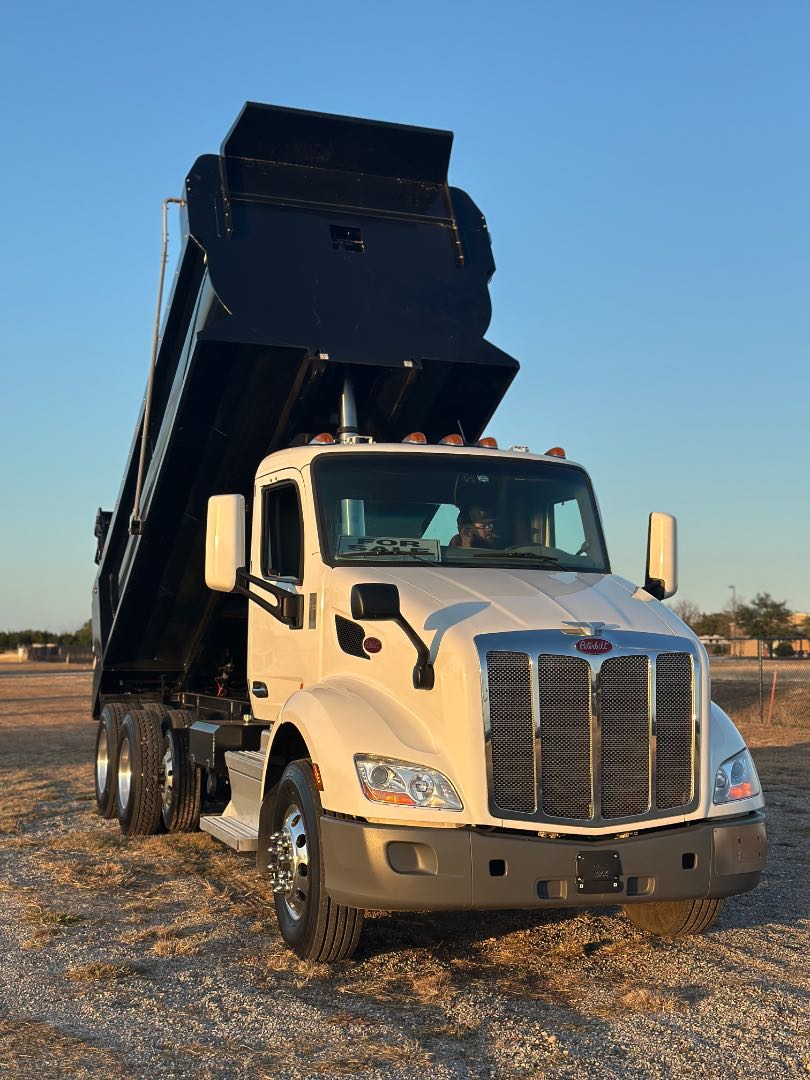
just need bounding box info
[728,585,737,658]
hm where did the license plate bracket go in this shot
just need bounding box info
[576,850,622,894]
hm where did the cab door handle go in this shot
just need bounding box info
[251,681,268,698]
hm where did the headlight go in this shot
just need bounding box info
[354,755,463,811]
[713,748,760,804]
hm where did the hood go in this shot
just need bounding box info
[353,567,692,641]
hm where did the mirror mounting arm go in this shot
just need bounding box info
[393,615,435,690]
[644,576,666,602]
[235,568,304,629]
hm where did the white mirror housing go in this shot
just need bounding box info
[645,511,678,600]
[206,494,245,592]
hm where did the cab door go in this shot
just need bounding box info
[248,471,307,716]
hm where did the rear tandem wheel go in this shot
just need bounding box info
[116,709,164,837]
[94,702,127,819]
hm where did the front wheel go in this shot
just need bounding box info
[623,898,725,938]
[267,760,364,962]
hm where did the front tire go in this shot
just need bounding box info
[95,703,126,818]
[269,760,364,962]
[116,709,164,837]
[623,898,725,938]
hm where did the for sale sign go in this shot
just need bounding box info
[336,536,440,561]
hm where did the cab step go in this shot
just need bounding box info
[200,815,259,852]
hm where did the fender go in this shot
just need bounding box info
[264,676,468,820]
[706,701,765,817]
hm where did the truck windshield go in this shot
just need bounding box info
[314,454,609,573]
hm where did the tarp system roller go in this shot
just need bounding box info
[92,102,519,713]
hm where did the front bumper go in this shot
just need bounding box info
[322,812,766,911]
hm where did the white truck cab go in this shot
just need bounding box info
[202,438,766,961]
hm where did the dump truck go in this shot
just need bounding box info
[92,102,766,962]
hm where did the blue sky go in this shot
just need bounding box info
[1,2,807,630]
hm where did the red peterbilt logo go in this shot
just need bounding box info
[575,638,612,654]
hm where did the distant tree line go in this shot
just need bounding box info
[671,593,809,657]
[0,619,92,651]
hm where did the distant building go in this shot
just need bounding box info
[17,643,62,661]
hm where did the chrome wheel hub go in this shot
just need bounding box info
[96,727,109,794]
[268,804,310,920]
[160,738,174,816]
[118,736,132,812]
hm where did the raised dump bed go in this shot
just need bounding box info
[92,102,519,714]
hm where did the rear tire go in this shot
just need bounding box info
[269,760,364,962]
[116,709,164,837]
[623,898,725,938]
[95,702,126,818]
[157,710,201,833]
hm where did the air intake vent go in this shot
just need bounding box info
[336,616,368,659]
[538,655,592,819]
[656,653,694,808]
[600,655,650,818]
[486,651,535,813]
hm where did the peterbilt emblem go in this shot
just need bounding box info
[575,638,612,654]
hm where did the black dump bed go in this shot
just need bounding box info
[92,102,519,712]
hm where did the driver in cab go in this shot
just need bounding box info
[450,505,499,549]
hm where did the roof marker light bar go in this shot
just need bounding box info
[309,432,335,445]
[402,432,427,444]
[439,434,464,446]
[545,446,566,458]
[477,437,498,448]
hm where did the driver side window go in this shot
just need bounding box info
[261,482,303,581]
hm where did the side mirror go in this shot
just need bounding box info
[645,512,678,600]
[206,494,245,592]
[349,583,434,690]
[351,583,401,621]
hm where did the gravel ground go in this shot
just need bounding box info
[0,669,808,1079]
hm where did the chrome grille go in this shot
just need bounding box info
[656,652,694,809]
[600,655,650,818]
[486,651,535,813]
[537,655,592,819]
[484,644,696,824]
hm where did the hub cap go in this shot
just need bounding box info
[160,737,174,817]
[117,736,132,812]
[96,727,109,795]
[268,804,310,920]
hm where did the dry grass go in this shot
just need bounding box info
[20,901,87,948]
[0,1019,128,1079]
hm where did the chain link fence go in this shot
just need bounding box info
[709,639,810,726]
